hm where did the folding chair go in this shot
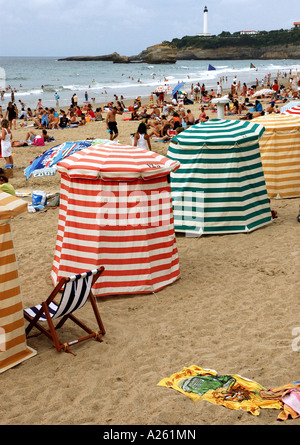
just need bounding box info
[24,267,105,355]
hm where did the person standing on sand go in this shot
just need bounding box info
[0,119,13,167]
[106,106,123,140]
[5,102,17,130]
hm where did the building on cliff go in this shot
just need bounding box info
[240,31,260,35]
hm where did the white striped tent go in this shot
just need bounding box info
[0,192,36,373]
[51,144,181,297]
[252,114,300,198]
[167,119,272,235]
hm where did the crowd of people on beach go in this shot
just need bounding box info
[0,70,300,222]
[1,71,300,170]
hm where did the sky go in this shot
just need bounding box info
[0,0,299,57]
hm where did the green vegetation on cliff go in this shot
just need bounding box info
[170,28,300,50]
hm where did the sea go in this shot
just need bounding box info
[0,57,300,110]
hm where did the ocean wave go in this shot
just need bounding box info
[6,76,28,82]
[5,88,43,97]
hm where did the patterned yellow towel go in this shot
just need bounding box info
[158,365,282,416]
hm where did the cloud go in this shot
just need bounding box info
[0,0,299,56]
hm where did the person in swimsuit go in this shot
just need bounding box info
[106,107,123,140]
[133,122,151,150]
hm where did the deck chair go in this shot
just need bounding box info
[24,267,105,355]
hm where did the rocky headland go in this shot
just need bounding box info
[58,31,300,64]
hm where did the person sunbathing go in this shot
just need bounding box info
[78,115,86,126]
[153,123,173,141]
[198,107,208,123]
[68,112,78,127]
[26,129,50,143]
[48,108,59,129]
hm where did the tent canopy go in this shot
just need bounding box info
[282,105,300,116]
[52,144,181,297]
[0,192,37,373]
[167,119,272,235]
[252,114,300,198]
[0,191,28,221]
[57,144,180,180]
[171,118,265,147]
[280,101,300,114]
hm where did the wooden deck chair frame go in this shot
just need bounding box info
[24,267,105,355]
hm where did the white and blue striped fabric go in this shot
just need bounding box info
[24,270,98,322]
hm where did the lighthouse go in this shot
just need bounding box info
[203,6,208,34]
[197,5,211,36]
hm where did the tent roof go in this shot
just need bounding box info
[280,101,300,113]
[57,144,180,181]
[171,119,265,148]
[0,191,27,221]
[282,105,300,116]
[252,114,300,132]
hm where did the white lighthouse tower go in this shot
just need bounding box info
[203,5,208,34]
[197,5,211,36]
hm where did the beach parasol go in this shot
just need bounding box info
[252,114,300,198]
[167,119,272,236]
[252,89,273,97]
[0,192,37,373]
[280,101,300,113]
[51,144,181,297]
[282,105,300,115]
[172,82,185,97]
[153,86,171,94]
[24,139,117,179]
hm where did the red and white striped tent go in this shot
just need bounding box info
[282,105,300,116]
[0,192,36,373]
[51,144,181,297]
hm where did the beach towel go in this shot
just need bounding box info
[260,383,300,420]
[158,365,282,416]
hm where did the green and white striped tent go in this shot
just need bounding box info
[167,119,272,235]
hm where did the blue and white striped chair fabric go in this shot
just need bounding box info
[24,270,98,322]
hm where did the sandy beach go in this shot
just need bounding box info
[1,90,300,426]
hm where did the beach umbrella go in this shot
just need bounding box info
[0,192,37,373]
[252,89,273,97]
[51,144,181,297]
[282,105,300,115]
[172,82,185,97]
[24,139,116,179]
[167,119,272,236]
[280,101,300,113]
[153,86,171,94]
[252,114,300,198]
